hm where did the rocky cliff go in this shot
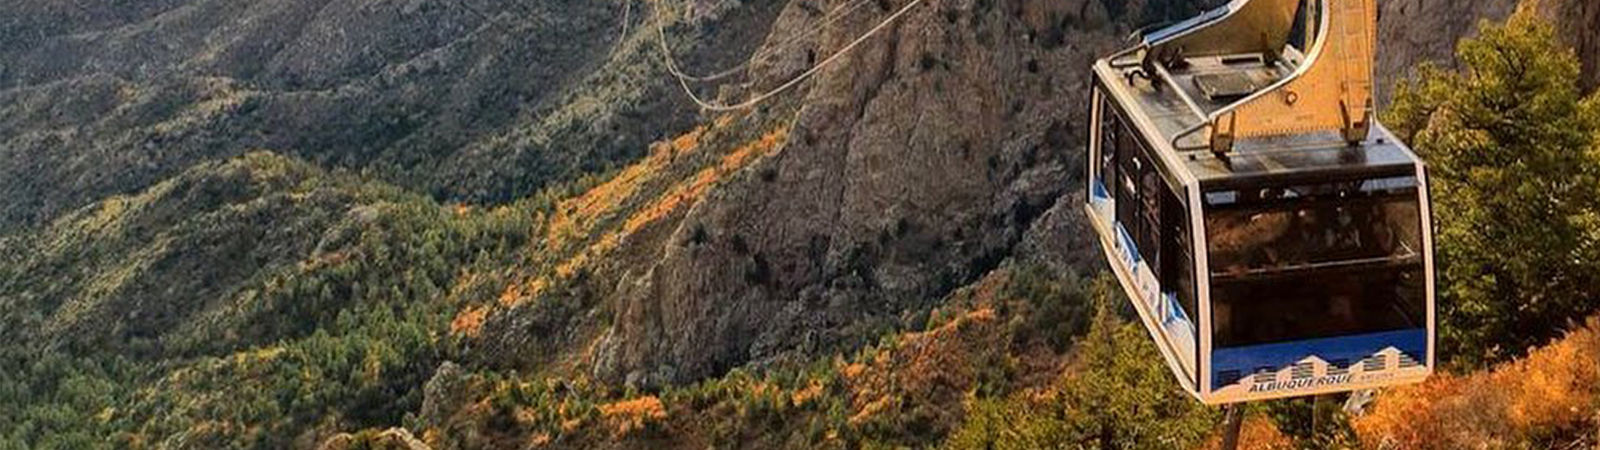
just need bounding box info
[1375,0,1519,102]
[1375,0,1600,100]
[582,0,1215,386]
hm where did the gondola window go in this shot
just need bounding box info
[1205,177,1426,349]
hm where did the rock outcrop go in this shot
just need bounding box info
[419,362,473,429]
[1374,0,1600,100]
[319,428,432,450]
[1375,0,1519,103]
[592,0,1148,387]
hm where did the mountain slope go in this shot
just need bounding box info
[0,0,788,229]
[0,149,537,361]
[3,0,1600,448]
[1375,0,1520,102]
[0,149,546,448]
[1,151,385,358]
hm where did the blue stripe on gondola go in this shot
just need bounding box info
[1211,328,1427,390]
[1115,223,1141,264]
[1092,177,1111,201]
[1162,291,1190,326]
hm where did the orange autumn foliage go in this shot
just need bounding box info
[790,381,824,407]
[670,127,702,153]
[1353,317,1600,449]
[508,126,789,305]
[598,396,668,435]
[1200,415,1295,450]
[542,130,694,255]
[497,283,524,307]
[843,307,1001,428]
[618,127,786,237]
[450,305,489,337]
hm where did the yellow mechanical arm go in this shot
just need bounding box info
[1138,0,1377,155]
[1218,0,1375,146]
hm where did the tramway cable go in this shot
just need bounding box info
[659,0,881,83]
[607,0,633,62]
[654,0,927,111]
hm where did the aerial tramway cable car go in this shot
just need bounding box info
[1083,0,1434,404]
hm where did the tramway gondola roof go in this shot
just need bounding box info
[1096,54,1420,190]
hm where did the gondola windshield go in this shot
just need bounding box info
[1206,177,1426,349]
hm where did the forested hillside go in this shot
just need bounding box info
[1,0,1599,448]
[0,0,791,228]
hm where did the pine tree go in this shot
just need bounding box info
[1386,11,1600,367]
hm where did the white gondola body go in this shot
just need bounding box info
[1085,67,1434,404]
